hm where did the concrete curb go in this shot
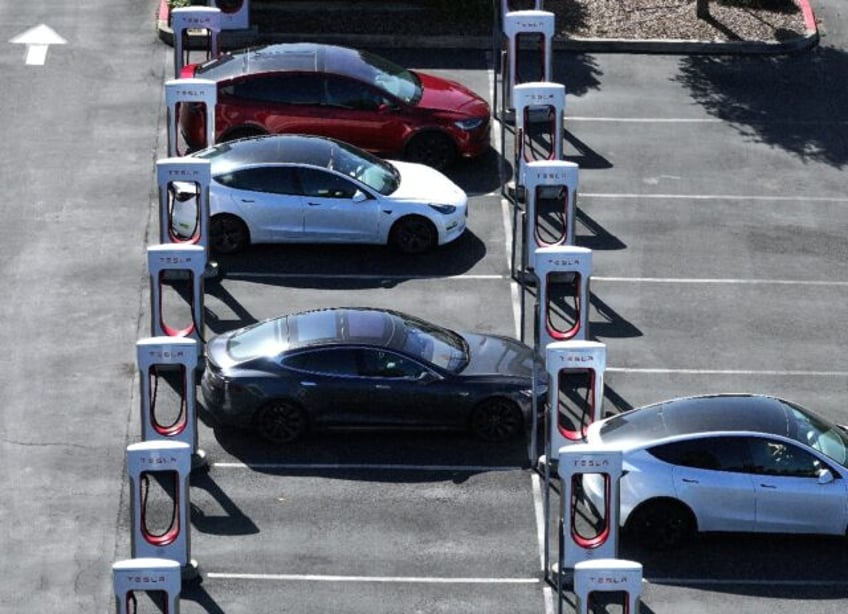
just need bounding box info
[156,0,819,55]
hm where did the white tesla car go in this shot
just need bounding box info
[170,134,468,254]
[582,394,848,549]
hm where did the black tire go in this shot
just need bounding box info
[210,214,250,254]
[625,499,695,550]
[389,215,437,254]
[469,398,523,443]
[221,126,267,143]
[254,400,308,444]
[405,132,456,170]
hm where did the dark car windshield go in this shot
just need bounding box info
[393,313,468,372]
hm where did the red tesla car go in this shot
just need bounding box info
[179,43,492,170]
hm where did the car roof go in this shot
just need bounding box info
[195,42,374,82]
[193,134,335,171]
[597,394,795,446]
[285,307,400,350]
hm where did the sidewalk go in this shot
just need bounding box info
[157,0,818,54]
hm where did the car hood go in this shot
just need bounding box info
[414,71,490,116]
[389,161,467,206]
[460,333,542,379]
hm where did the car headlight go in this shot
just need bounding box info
[428,204,457,215]
[454,118,485,131]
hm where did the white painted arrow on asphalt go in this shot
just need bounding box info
[10,24,66,66]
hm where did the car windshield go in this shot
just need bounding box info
[394,313,468,372]
[226,318,290,361]
[786,402,848,468]
[330,141,400,195]
[357,50,422,104]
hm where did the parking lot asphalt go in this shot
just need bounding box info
[2,0,847,612]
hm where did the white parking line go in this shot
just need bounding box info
[581,192,848,202]
[567,116,848,126]
[212,462,524,472]
[206,572,539,584]
[608,368,848,377]
[594,276,848,287]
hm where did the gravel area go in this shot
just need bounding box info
[251,0,810,42]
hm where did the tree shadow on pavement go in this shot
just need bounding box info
[675,45,848,168]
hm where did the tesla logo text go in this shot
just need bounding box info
[178,17,216,27]
[156,256,195,265]
[139,456,178,465]
[166,170,201,178]
[145,350,187,360]
[125,575,168,584]
[517,20,546,28]
[562,355,594,363]
[535,174,567,181]
[545,258,582,267]
[175,89,208,97]
[572,459,609,468]
[589,575,629,585]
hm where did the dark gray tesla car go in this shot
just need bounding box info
[201,307,547,444]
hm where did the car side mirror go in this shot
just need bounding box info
[817,468,834,484]
[352,190,368,203]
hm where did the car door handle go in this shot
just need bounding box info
[759,483,777,489]
[300,381,317,387]
[375,384,391,390]
[307,201,322,206]
[681,478,699,484]
[240,199,254,203]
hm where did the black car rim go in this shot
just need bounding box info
[257,402,306,443]
[471,400,521,442]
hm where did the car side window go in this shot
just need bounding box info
[324,76,387,111]
[297,168,358,199]
[358,349,425,379]
[282,348,359,377]
[747,437,823,478]
[649,436,750,472]
[216,167,301,196]
[228,74,323,105]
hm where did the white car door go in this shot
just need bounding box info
[650,436,757,532]
[747,437,848,535]
[217,166,304,241]
[297,167,381,242]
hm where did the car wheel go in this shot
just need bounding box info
[625,499,695,550]
[389,216,437,254]
[221,126,267,143]
[210,214,250,254]
[254,400,308,444]
[405,132,456,170]
[469,398,523,443]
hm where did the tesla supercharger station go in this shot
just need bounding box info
[171,7,221,80]
[545,340,606,453]
[209,0,250,31]
[156,157,211,249]
[112,558,181,614]
[164,79,217,157]
[554,445,623,606]
[534,245,592,348]
[514,81,565,166]
[148,244,207,347]
[127,441,197,579]
[522,160,578,273]
[502,11,555,115]
[137,337,206,469]
[573,559,643,614]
